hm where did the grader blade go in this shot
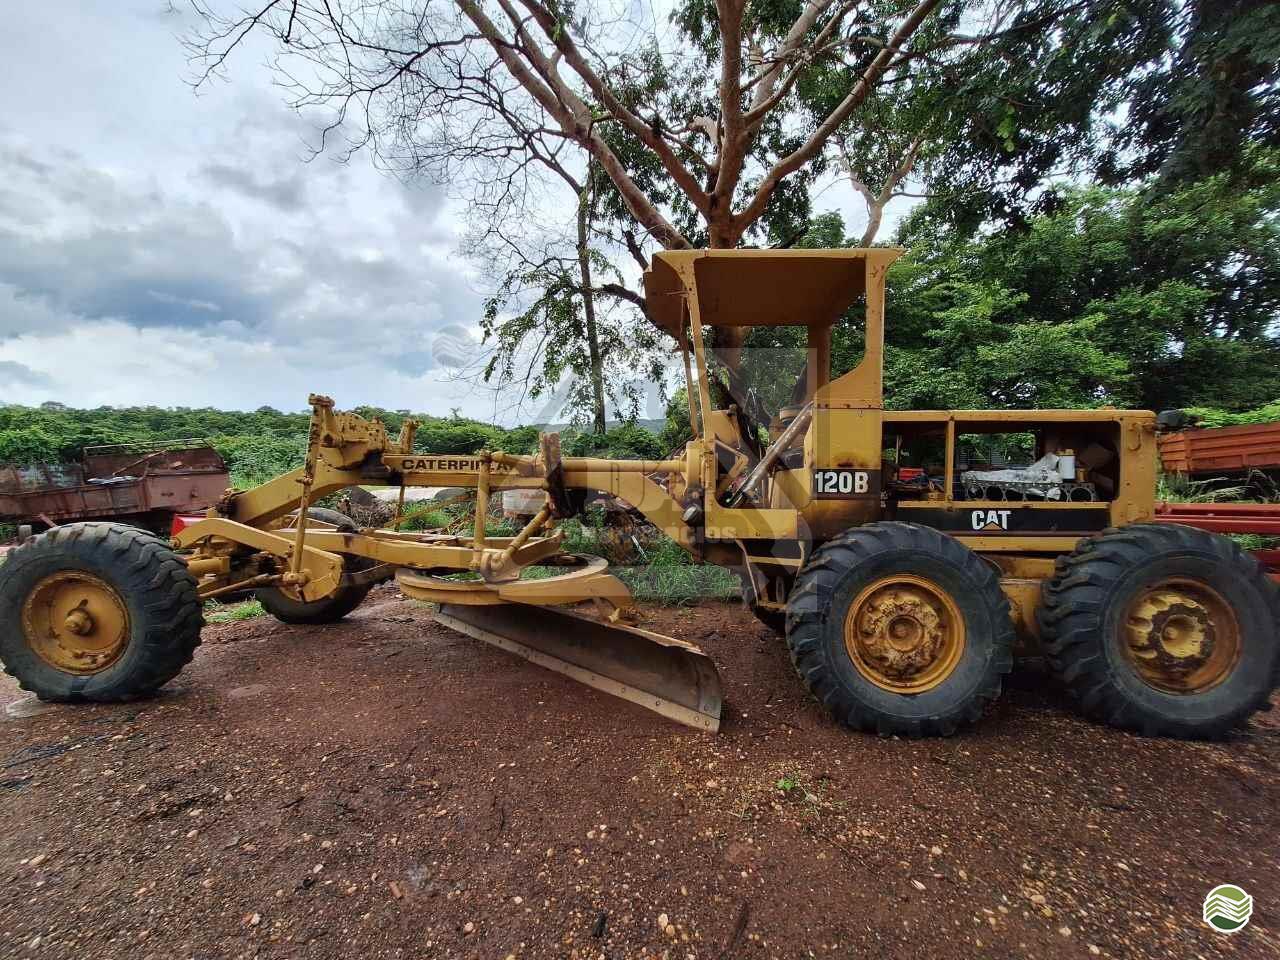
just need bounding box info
[434,603,722,732]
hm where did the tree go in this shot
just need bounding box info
[186,0,1110,356]
[827,1,1181,240]
[1116,0,1280,187]
[882,0,1280,239]
[478,242,666,431]
[882,155,1280,412]
[467,143,661,431]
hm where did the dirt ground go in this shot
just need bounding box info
[1,586,1277,960]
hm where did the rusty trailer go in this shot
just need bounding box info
[0,441,229,535]
[1158,420,1280,476]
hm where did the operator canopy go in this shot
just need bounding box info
[643,248,903,337]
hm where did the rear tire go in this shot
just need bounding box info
[1039,524,1280,738]
[255,508,374,624]
[0,522,202,701]
[786,522,1013,736]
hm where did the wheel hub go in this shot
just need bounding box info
[21,571,130,675]
[844,576,965,693]
[63,604,95,636]
[1123,581,1239,694]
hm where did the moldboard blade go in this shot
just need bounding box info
[433,603,722,732]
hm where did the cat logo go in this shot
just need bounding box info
[971,509,1012,531]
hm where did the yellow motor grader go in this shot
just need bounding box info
[2,250,1277,738]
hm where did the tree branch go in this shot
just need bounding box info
[513,0,711,224]
[597,282,647,311]
[456,0,690,248]
[732,0,941,237]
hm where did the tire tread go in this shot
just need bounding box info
[0,522,203,702]
[1038,523,1280,738]
[784,521,1014,737]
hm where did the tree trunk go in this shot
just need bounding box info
[860,200,886,247]
[705,215,751,368]
[577,172,607,434]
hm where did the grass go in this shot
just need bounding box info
[397,504,451,531]
[203,599,265,623]
[523,513,741,605]
[614,542,740,604]
[1156,473,1247,503]
[1157,469,1279,505]
[396,499,518,538]
[1157,470,1280,549]
[1234,533,1278,551]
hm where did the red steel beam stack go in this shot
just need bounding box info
[1153,501,1280,583]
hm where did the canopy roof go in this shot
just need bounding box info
[643,248,903,336]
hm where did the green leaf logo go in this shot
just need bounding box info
[1203,884,1253,934]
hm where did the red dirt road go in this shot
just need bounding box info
[1,589,1277,959]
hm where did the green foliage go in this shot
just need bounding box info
[502,426,542,455]
[398,504,451,532]
[413,421,506,456]
[660,388,693,454]
[0,403,545,489]
[809,0,1182,237]
[563,423,665,460]
[211,435,307,489]
[480,241,666,431]
[1119,0,1280,187]
[884,160,1280,412]
[614,537,740,604]
[0,427,62,466]
[531,509,738,604]
[1182,400,1280,429]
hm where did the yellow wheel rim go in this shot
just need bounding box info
[843,574,966,693]
[1122,578,1240,694]
[21,571,130,675]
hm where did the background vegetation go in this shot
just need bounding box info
[0,403,623,489]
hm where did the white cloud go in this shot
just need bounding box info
[0,1,501,419]
[0,318,484,414]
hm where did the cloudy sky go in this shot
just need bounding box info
[0,2,503,416]
[0,2,885,421]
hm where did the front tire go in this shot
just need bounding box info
[255,508,374,624]
[786,522,1013,736]
[1039,524,1280,738]
[0,523,202,701]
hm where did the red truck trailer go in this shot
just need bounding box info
[0,441,229,537]
[1158,420,1280,476]
[1155,420,1280,583]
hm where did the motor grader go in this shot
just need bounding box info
[3,249,1277,738]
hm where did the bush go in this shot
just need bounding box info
[660,389,693,454]
[564,423,665,460]
[399,504,451,531]
[0,403,537,474]
[414,421,506,454]
[1182,399,1280,429]
[0,427,62,465]
[534,510,739,604]
[211,434,307,489]
[612,535,741,603]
